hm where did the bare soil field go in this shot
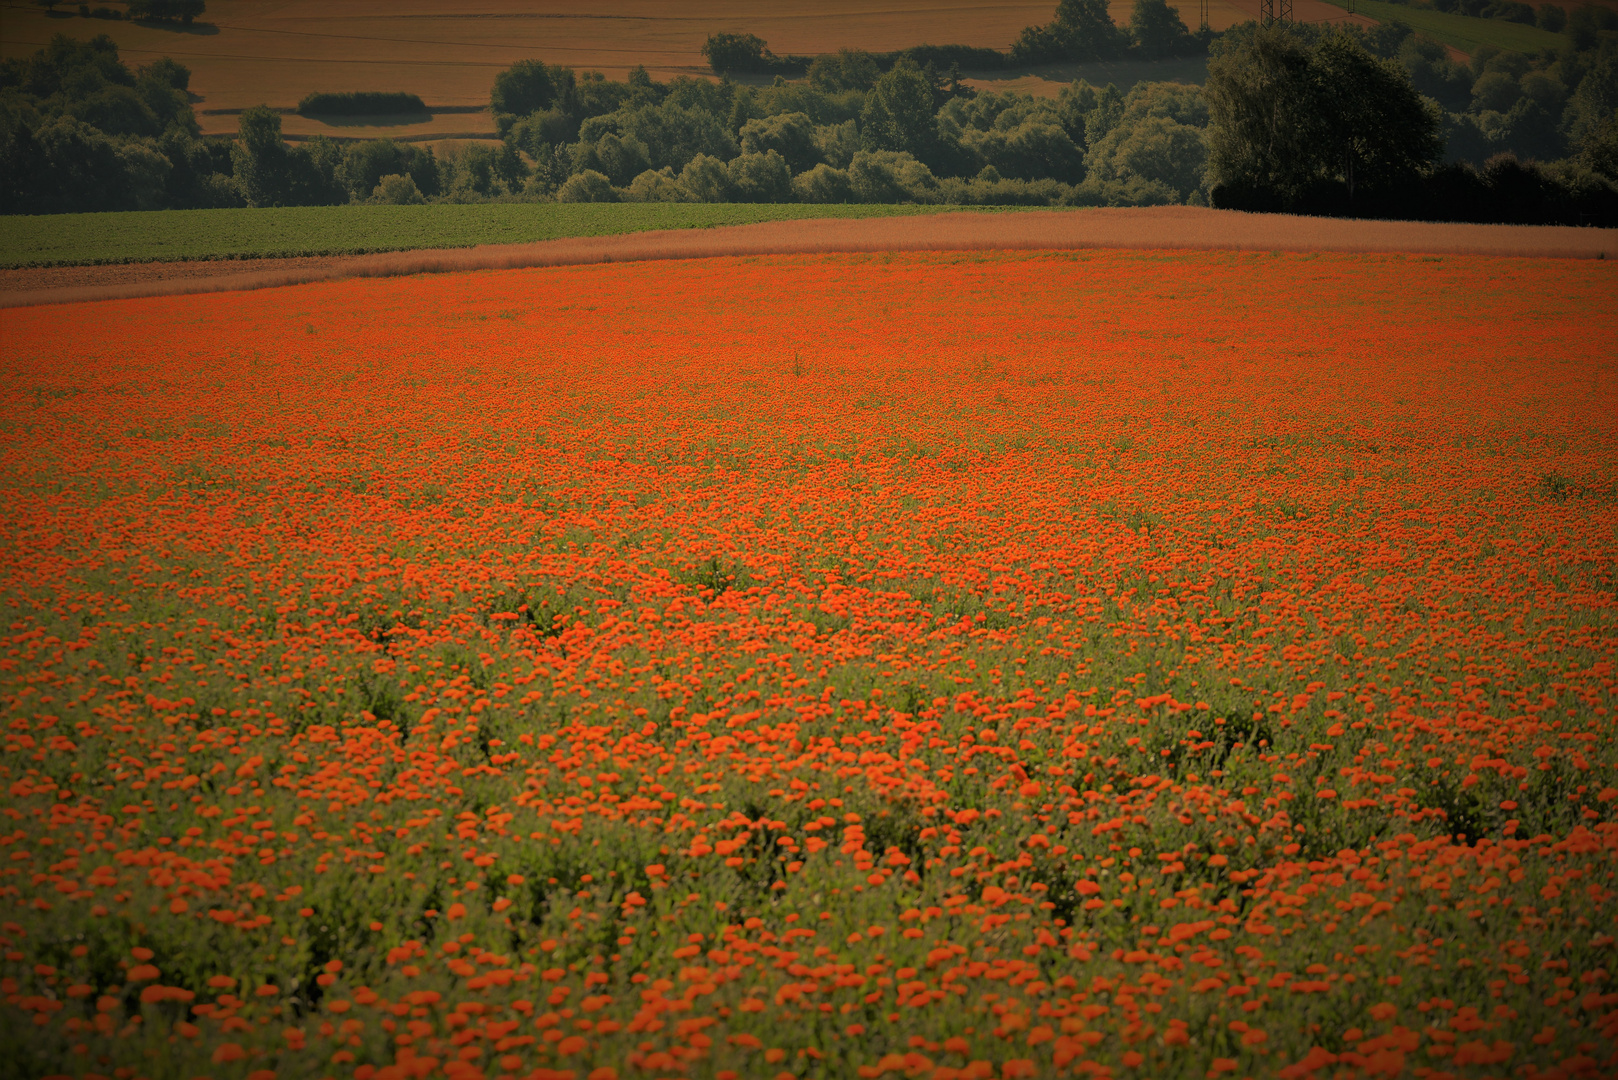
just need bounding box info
[3,0,1373,132]
[3,207,1610,309]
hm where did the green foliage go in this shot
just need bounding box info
[1563,43,1618,140]
[438,141,526,201]
[577,100,737,174]
[0,34,233,214]
[1577,112,1618,179]
[572,131,652,186]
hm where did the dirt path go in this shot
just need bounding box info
[3,207,1612,308]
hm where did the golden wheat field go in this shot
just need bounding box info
[1,0,1368,140]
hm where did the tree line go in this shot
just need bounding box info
[1,0,1615,223]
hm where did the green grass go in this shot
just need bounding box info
[1322,0,1567,54]
[0,202,1003,269]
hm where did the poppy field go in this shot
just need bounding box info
[0,249,1615,1080]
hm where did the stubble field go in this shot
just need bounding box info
[0,249,1616,1080]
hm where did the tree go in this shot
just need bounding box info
[556,169,617,202]
[1563,44,1618,141]
[573,131,652,186]
[1205,26,1329,207]
[740,111,820,173]
[372,173,424,204]
[1577,114,1618,180]
[139,57,190,92]
[808,49,881,93]
[678,153,731,201]
[849,150,939,202]
[490,60,576,135]
[702,32,773,75]
[792,163,855,202]
[232,103,293,206]
[623,167,695,202]
[1310,32,1441,199]
[1012,0,1128,63]
[1207,27,1439,208]
[1129,0,1195,59]
[860,60,938,160]
[727,149,792,201]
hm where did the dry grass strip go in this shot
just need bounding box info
[3,207,1612,308]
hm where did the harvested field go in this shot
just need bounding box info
[2,207,1613,308]
[5,0,1369,133]
[1,247,1615,1080]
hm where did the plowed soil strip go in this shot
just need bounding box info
[3,206,1611,307]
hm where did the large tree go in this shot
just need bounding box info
[1206,25,1438,208]
[1310,33,1441,200]
[859,60,938,160]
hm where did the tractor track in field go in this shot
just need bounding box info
[2,206,1612,307]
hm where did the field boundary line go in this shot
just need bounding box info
[2,207,1612,308]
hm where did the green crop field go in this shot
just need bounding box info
[0,203,1002,269]
[1323,0,1567,53]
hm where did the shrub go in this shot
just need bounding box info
[572,132,652,186]
[727,149,792,202]
[677,153,731,202]
[622,167,695,202]
[791,163,855,202]
[849,149,939,202]
[555,168,617,202]
[813,120,861,169]
[371,173,424,204]
[740,112,821,174]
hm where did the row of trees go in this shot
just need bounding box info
[698,0,1210,76]
[1012,0,1211,62]
[485,48,1213,207]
